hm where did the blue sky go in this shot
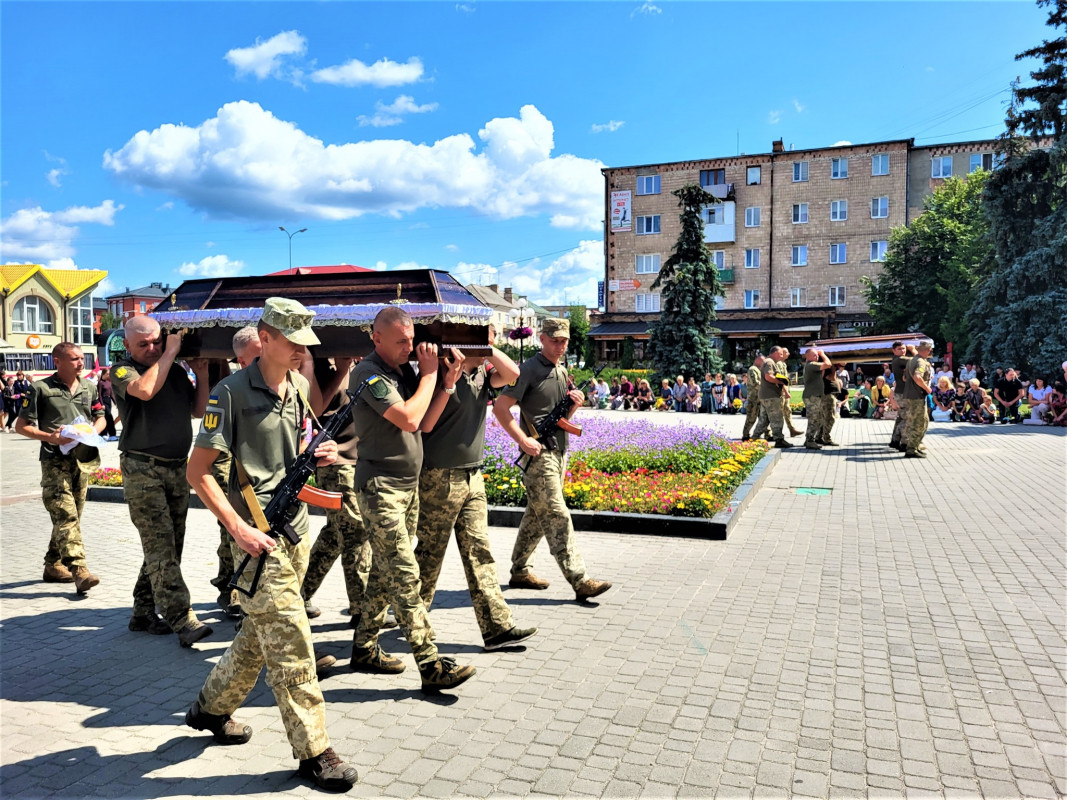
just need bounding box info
[0,0,1049,307]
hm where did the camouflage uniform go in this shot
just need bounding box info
[802,360,827,445]
[209,452,236,596]
[752,358,787,441]
[889,354,910,448]
[302,463,370,615]
[901,354,933,454]
[741,363,762,439]
[820,369,840,444]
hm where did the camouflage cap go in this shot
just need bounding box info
[260,297,320,346]
[917,339,934,351]
[542,317,570,338]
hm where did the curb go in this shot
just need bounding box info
[87,450,781,540]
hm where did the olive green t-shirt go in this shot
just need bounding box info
[19,373,103,462]
[194,360,310,534]
[313,357,358,466]
[802,362,826,400]
[903,356,933,400]
[501,352,570,452]
[111,359,195,459]
[350,350,423,490]
[423,364,493,470]
[758,359,782,401]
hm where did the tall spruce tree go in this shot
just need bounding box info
[647,184,725,379]
[967,0,1067,376]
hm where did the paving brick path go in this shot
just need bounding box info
[0,412,1063,799]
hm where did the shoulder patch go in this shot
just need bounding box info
[114,367,128,379]
[369,377,390,400]
[208,394,219,405]
[203,410,221,432]
[22,398,29,407]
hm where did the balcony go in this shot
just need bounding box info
[702,182,735,201]
[718,269,735,284]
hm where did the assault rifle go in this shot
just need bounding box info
[514,365,605,473]
[229,374,381,598]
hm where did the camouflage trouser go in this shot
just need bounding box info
[302,464,370,614]
[415,467,514,640]
[199,533,329,761]
[890,411,905,446]
[741,397,761,438]
[901,398,929,453]
[40,456,95,569]
[512,450,587,588]
[820,395,837,442]
[753,395,786,441]
[210,453,235,594]
[354,477,437,666]
[121,455,196,632]
[803,396,826,444]
[782,395,801,434]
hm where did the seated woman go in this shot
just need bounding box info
[686,376,701,412]
[963,379,986,423]
[699,373,715,413]
[710,374,727,413]
[724,374,742,414]
[852,381,872,418]
[952,382,969,421]
[931,376,956,422]
[1028,377,1052,424]
[634,379,654,411]
[871,376,892,419]
[1048,381,1067,426]
[656,378,673,411]
[594,377,611,409]
[671,375,688,412]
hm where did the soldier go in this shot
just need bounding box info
[112,315,212,646]
[751,346,794,448]
[778,348,804,439]
[801,347,831,450]
[819,356,841,447]
[493,317,613,600]
[348,306,476,693]
[740,352,764,441]
[184,298,358,791]
[15,342,105,594]
[901,340,935,458]
[415,326,537,650]
[888,341,916,451]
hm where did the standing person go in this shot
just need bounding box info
[741,354,764,440]
[184,298,358,791]
[494,317,613,600]
[97,368,118,440]
[901,340,935,458]
[415,331,538,650]
[725,374,742,413]
[9,370,32,431]
[801,347,831,450]
[347,306,476,693]
[994,368,1025,424]
[751,347,793,447]
[888,341,914,451]
[2,376,16,431]
[15,342,105,592]
[819,359,842,446]
[112,316,212,646]
[778,348,804,438]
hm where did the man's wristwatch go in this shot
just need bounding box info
[443,386,456,395]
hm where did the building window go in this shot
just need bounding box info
[744,290,760,309]
[710,250,725,269]
[139,301,147,313]
[870,240,888,262]
[831,158,848,179]
[793,161,809,182]
[700,168,726,186]
[745,207,761,227]
[871,197,889,218]
[635,254,661,275]
[636,215,661,234]
[830,243,848,264]
[702,205,725,225]
[745,248,760,268]
[636,175,661,195]
[791,245,808,266]
[829,286,846,306]
[714,296,726,311]
[830,200,848,221]
[969,153,994,173]
[67,294,94,345]
[11,296,55,334]
[635,292,661,313]
[792,203,808,224]
[872,154,890,176]
[790,287,806,308]
[747,166,761,185]
[931,156,953,178]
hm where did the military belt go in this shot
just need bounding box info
[121,451,188,466]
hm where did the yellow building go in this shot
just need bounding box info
[1,264,108,375]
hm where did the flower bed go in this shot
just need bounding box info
[89,467,123,486]
[484,416,769,518]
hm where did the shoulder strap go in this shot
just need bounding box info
[232,458,271,533]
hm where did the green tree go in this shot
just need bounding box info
[620,336,635,369]
[564,304,590,364]
[862,172,994,355]
[968,0,1067,376]
[647,184,725,379]
[99,310,123,332]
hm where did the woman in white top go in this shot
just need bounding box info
[1028,377,1052,423]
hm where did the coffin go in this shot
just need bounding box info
[150,269,492,359]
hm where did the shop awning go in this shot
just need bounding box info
[588,322,653,339]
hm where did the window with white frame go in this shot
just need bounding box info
[67,294,94,345]
[714,295,726,311]
[636,215,661,234]
[11,296,55,334]
[744,206,760,227]
[791,245,808,266]
[829,286,846,306]
[793,161,809,182]
[831,157,848,179]
[969,153,994,173]
[871,197,889,218]
[636,175,661,195]
[870,240,888,261]
[635,292,661,313]
[872,154,890,176]
[710,250,725,269]
[792,203,808,224]
[747,166,761,185]
[830,199,848,221]
[790,287,806,308]
[744,290,760,309]
[635,254,661,274]
[931,156,952,178]
[702,205,724,226]
[745,248,760,268]
[830,243,847,264]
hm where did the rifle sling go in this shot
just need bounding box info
[232,458,271,534]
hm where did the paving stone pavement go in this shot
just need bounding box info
[0,412,1064,799]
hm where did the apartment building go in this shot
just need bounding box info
[593,136,1002,364]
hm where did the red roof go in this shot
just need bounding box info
[266,264,374,276]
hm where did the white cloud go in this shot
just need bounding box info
[455,3,476,12]
[793,99,805,113]
[311,56,423,88]
[225,30,307,80]
[357,95,439,127]
[104,101,604,229]
[832,140,853,147]
[0,201,122,264]
[157,201,175,211]
[177,254,246,277]
[46,168,69,187]
[768,110,782,125]
[497,240,602,306]
[445,244,459,252]
[591,120,625,133]
[97,277,118,296]
[632,2,661,16]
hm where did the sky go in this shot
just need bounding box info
[0,0,1051,308]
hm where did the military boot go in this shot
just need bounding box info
[298,747,358,791]
[509,572,550,590]
[574,578,612,601]
[185,700,252,745]
[43,563,74,583]
[177,620,213,648]
[419,656,475,694]
[350,644,405,674]
[71,566,100,595]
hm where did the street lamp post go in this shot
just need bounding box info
[278,226,307,274]
[508,298,533,363]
